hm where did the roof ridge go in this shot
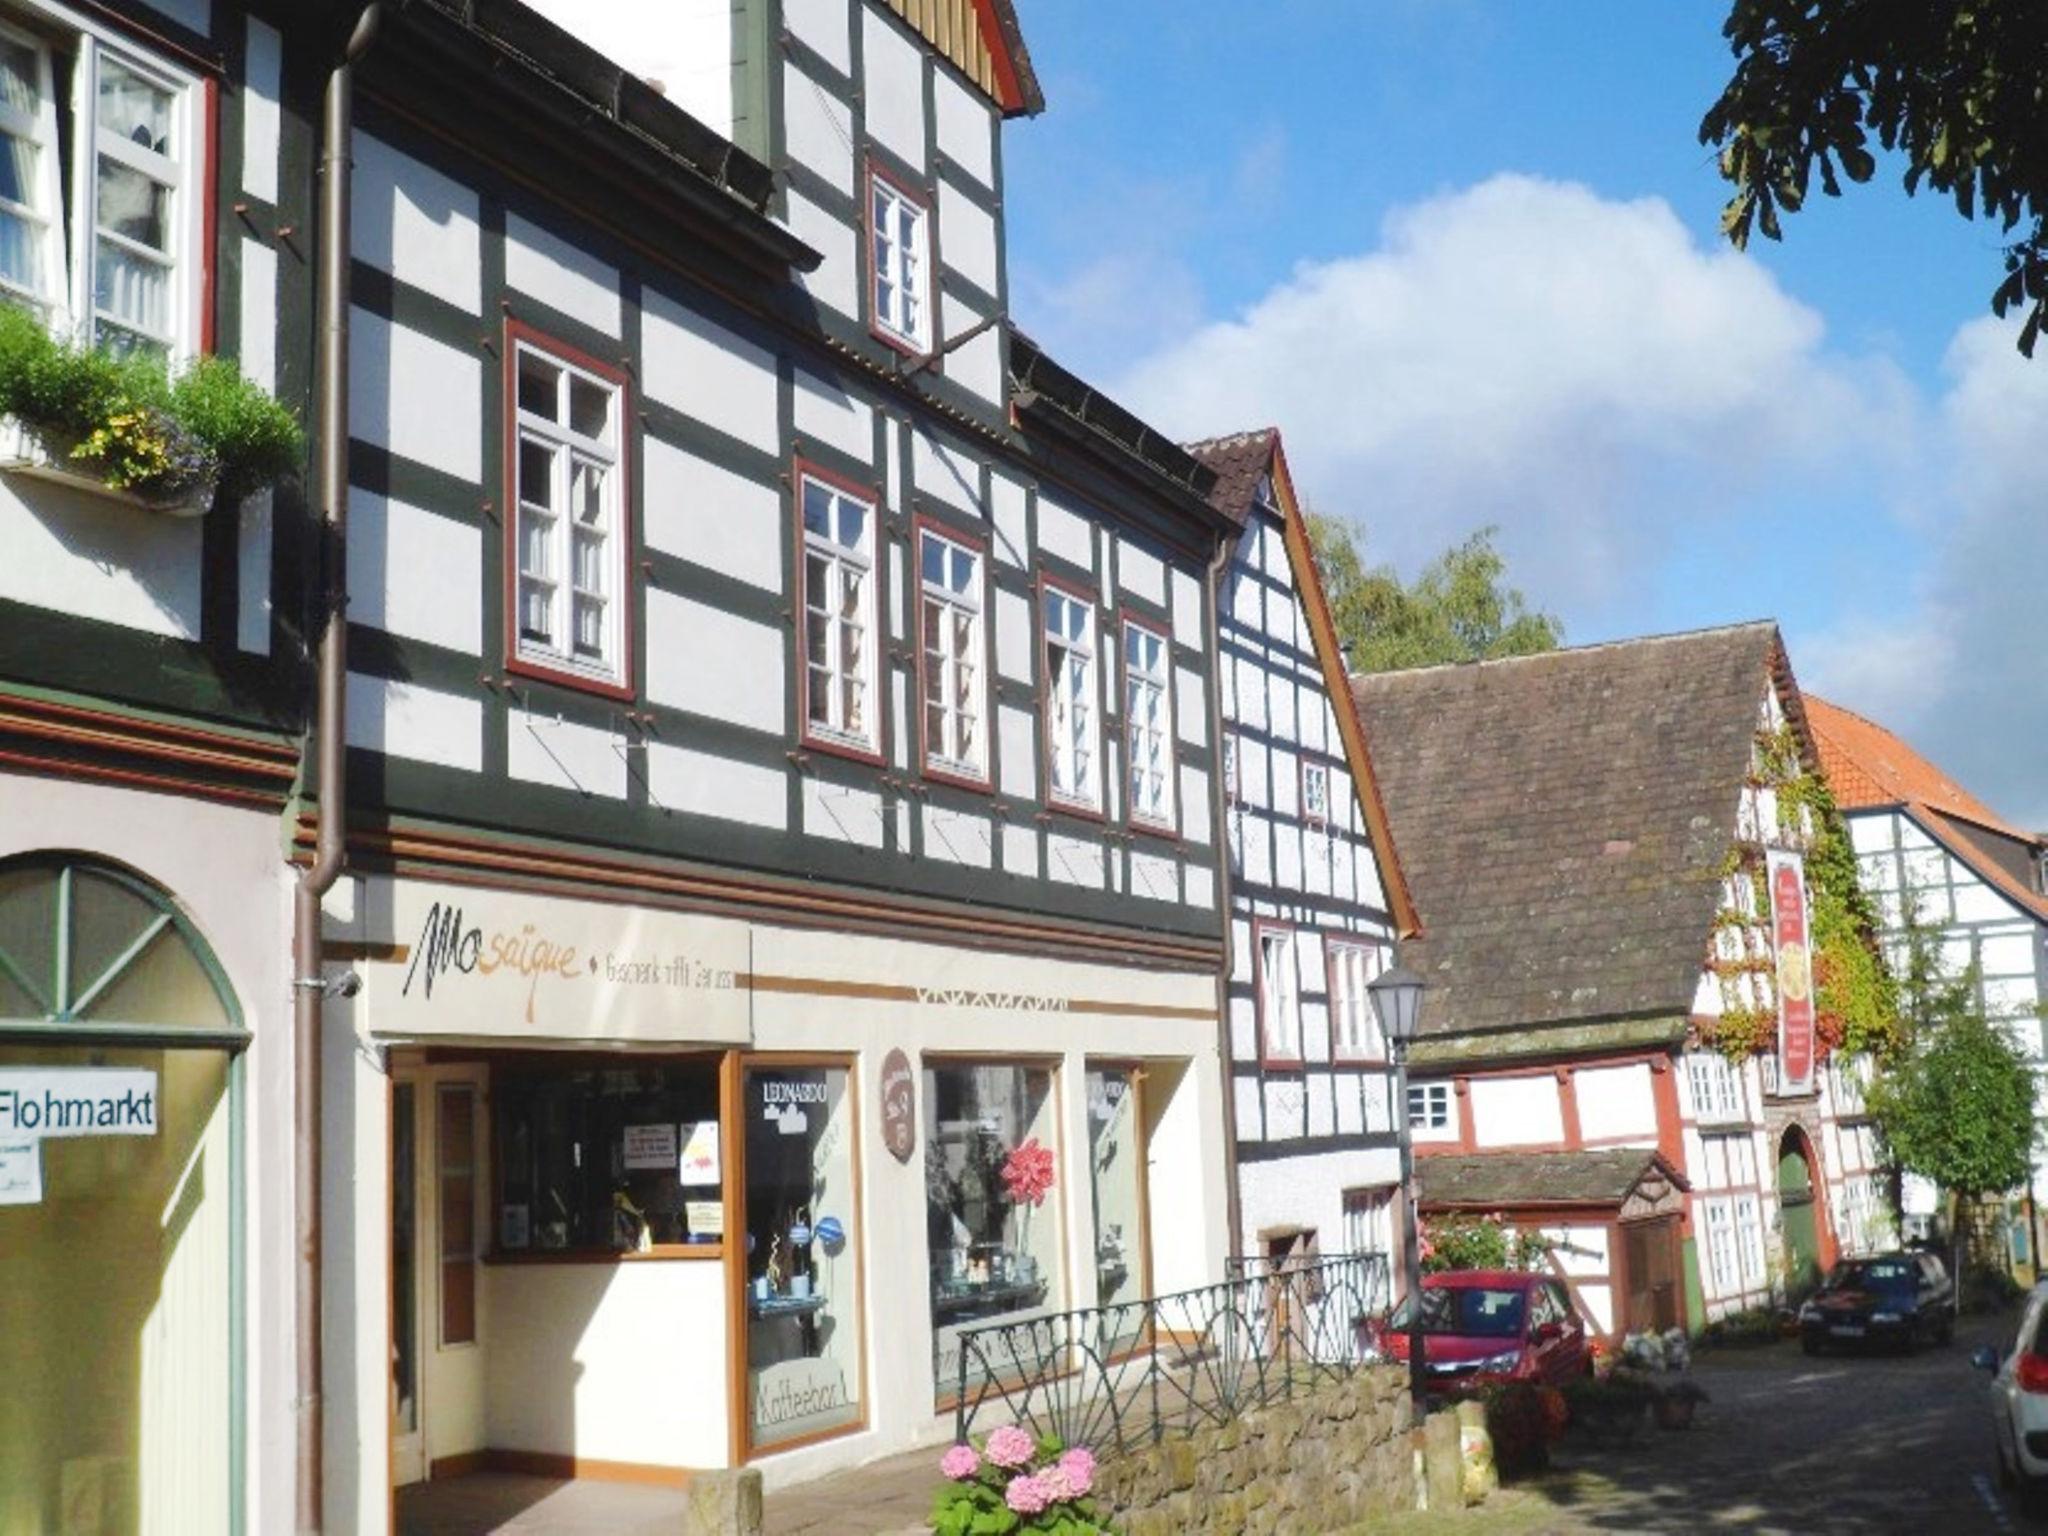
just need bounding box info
[1351,618,1778,685]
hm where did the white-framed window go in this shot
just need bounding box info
[1328,939,1385,1061]
[1342,1186,1396,1266]
[1123,618,1173,829]
[1301,760,1330,828]
[1256,924,1302,1064]
[1222,732,1241,809]
[512,334,627,688]
[0,16,201,357]
[1407,1081,1450,1132]
[917,525,984,780]
[867,164,930,352]
[1044,583,1100,810]
[1734,1194,1765,1288]
[1702,1197,1738,1298]
[1687,1051,1745,1126]
[800,468,879,751]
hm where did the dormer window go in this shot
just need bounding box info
[866,162,930,354]
[0,16,203,358]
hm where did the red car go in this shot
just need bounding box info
[1374,1269,1592,1387]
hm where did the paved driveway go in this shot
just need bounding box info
[1375,1307,2024,1535]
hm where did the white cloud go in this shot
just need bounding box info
[1107,173,1917,611]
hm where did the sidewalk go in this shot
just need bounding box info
[762,1444,942,1536]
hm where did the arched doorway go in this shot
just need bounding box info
[0,853,247,1535]
[1778,1126,1827,1288]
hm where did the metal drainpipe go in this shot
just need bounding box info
[1206,535,1245,1264]
[294,9,381,1532]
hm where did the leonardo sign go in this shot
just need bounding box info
[363,881,752,1044]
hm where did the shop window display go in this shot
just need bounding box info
[744,1063,861,1449]
[925,1061,1065,1395]
[1086,1066,1144,1310]
[493,1060,721,1254]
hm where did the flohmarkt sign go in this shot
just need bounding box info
[362,881,751,1043]
[0,1068,159,1137]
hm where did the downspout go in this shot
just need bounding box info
[294,8,381,1532]
[1206,535,1244,1263]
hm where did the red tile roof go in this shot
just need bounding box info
[1805,695,2025,838]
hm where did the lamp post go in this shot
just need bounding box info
[1369,964,1428,1466]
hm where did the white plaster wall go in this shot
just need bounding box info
[932,68,993,187]
[922,804,993,869]
[785,0,851,73]
[912,428,983,515]
[937,180,997,296]
[645,591,786,734]
[861,7,926,170]
[784,191,861,321]
[507,709,629,800]
[241,18,280,204]
[940,295,1004,406]
[345,672,483,773]
[783,61,853,194]
[346,489,482,654]
[803,779,886,848]
[351,308,483,482]
[351,132,480,314]
[485,1262,728,1469]
[1035,492,1093,573]
[1236,1146,1402,1269]
[505,212,622,336]
[641,291,779,452]
[988,474,1027,567]
[642,438,783,592]
[0,774,295,1536]
[0,475,201,637]
[645,741,788,830]
[1574,1063,1657,1142]
[1469,1076,1564,1148]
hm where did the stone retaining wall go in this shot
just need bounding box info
[1095,1367,1435,1536]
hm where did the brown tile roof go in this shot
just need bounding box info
[1806,694,2027,838]
[1183,429,1277,529]
[1350,623,1785,1037]
[1417,1148,1689,1209]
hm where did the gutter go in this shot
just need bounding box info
[1206,532,1245,1262]
[293,9,380,1531]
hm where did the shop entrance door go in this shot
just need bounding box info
[391,1064,488,1488]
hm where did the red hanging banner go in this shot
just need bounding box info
[1767,850,1816,1094]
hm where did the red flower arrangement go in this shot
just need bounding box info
[1001,1138,1055,1207]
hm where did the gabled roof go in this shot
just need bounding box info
[1417,1148,1690,1210]
[1806,695,2028,840]
[1184,429,1420,936]
[884,0,1045,116]
[1350,622,1788,1037]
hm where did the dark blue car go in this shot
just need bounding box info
[1798,1252,1955,1354]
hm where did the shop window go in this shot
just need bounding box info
[493,1060,721,1254]
[1086,1065,1145,1311]
[437,1084,477,1345]
[743,1062,861,1451]
[0,855,244,1536]
[926,1060,1064,1396]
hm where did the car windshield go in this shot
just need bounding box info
[1389,1286,1528,1338]
[1831,1259,1914,1290]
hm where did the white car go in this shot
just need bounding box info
[1976,1281,2048,1512]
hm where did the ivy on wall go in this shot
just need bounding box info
[1701,721,1901,1065]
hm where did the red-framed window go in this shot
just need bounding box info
[1040,572,1103,817]
[1121,613,1175,833]
[504,321,635,700]
[794,457,883,763]
[865,158,932,355]
[1253,919,1303,1069]
[914,516,990,788]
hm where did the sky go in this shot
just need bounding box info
[997,0,2048,829]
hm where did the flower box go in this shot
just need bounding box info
[0,420,215,516]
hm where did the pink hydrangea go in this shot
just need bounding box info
[1057,1446,1096,1496]
[984,1424,1035,1470]
[939,1444,981,1481]
[1004,1474,1051,1516]
[1037,1464,1077,1503]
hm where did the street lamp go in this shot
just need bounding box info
[1369,964,1429,1461]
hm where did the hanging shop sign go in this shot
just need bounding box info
[1766,849,1816,1096]
[364,880,751,1043]
[880,1047,916,1164]
[0,1068,158,1137]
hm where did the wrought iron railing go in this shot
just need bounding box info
[951,1252,1392,1454]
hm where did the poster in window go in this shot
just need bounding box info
[678,1120,721,1185]
[622,1122,677,1170]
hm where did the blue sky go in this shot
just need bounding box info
[998,1,2047,825]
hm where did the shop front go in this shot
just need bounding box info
[0,853,251,1536]
[324,875,1230,1524]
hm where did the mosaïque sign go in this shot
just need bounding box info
[879,1047,916,1164]
[364,881,751,1043]
[1766,849,1816,1095]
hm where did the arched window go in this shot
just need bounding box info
[0,854,241,1040]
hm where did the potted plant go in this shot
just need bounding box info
[1653,1378,1710,1430]
[0,303,301,514]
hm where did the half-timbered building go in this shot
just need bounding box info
[1808,694,2048,1260]
[1353,623,1886,1337]
[0,0,1245,1528]
[1185,429,1417,1279]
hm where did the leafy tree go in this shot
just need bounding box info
[1701,1,2048,354]
[1308,518,1561,673]
[1865,903,2038,1264]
